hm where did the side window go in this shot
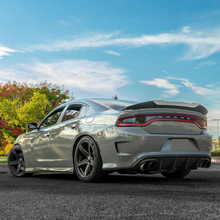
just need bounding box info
[61,104,82,122]
[79,105,88,117]
[41,107,65,128]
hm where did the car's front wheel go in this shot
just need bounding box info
[74,136,105,183]
[161,169,191,178]
[8,145,32,177]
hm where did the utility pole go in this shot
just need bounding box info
[212,119,220,148]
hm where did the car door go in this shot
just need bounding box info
[49,104,88,167]
[28,106,65,167]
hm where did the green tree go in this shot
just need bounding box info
[0,81,74,146]
[0,91,50,133]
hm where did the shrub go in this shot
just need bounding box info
[211,148,220,157]
[4,143,13,155]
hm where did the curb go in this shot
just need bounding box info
[211,158,220,164]
[0,163,7,167]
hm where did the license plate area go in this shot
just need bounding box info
[170,139,199,151]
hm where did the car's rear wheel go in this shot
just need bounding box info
[8,145,32,177]
[161,169,191,178]
[74,136,105,183]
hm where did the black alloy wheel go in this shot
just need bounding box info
[74,136,104,183]
[8,145,32,177]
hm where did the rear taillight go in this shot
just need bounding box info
[117,114,207,129]
[118,115,142,126]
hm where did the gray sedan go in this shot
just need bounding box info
[8,99,212,182]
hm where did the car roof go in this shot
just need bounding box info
[54,98,137,112]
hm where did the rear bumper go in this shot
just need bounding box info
[98,126,212,171]
[131,153,211,173]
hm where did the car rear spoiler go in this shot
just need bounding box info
[120,100,208,115]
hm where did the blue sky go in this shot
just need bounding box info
[0,0,220,137]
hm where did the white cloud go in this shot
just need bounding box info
[140,78,180,97]
[57,19,68,26]
[147,47,156,52]
[0,45,18,59]
[181,80,212,95]
[141,76,217,97]
[181,26,191,33]
[28,32,120,52]
[194,61,217,69]
[104,50,120,56]
[27,26,220,59]
[207,82,220,87]
[167,76,212,95]
[163,70,169,74]
[0,59,129,95]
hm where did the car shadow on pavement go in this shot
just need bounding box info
[31,172,212,185]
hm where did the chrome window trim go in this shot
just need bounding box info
[57,105,69,124]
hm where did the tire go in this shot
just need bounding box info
[8,145,33,177]
[161,169,191,179]
[74,136,104,183]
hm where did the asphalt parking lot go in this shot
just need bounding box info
[1,163,220,220]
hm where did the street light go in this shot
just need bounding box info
[212,119,220,148]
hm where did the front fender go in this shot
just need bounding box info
[13,134,31,168]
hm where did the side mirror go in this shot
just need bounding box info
[28,123,38,130]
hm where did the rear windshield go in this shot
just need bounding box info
[92,100,137,110]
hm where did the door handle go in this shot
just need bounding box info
[71,124,77,129]
[45,132,50,137]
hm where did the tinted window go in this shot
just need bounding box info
[61,104,82,122]
[41,107,65,128]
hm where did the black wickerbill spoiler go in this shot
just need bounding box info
[120,100,208,115]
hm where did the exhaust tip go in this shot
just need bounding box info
[205,160,211,168]
[199,159,211,168]
[199,160,206,168]
[140,160,158,171]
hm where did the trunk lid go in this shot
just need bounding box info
[119,100,207,135]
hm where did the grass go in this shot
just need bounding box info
[0,156,7,163]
